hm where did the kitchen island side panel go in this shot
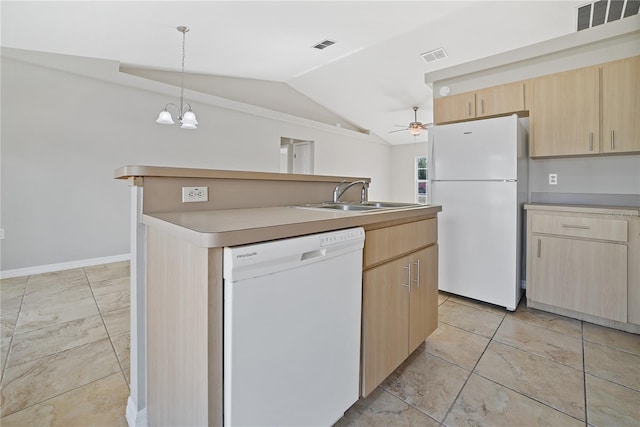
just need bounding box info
[146,226,221,426]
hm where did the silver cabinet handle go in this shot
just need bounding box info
[611,130,615,150]
[402,264,411,292]
[468,102,471,117]
[537,238,541,258]
[589,132,593,151]
[481,99,484,115]
[413,259,421,288]
[562,224,590,230]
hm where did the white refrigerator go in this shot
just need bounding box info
[429,114,528,311]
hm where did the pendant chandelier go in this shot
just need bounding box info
[156,26,198,130]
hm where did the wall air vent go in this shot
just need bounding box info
[312,39,337,50]
[421,47,448,64]
[577,0,639,31]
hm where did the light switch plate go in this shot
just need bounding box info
[548,174,558,185]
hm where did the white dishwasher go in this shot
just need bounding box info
[223,227,365,427]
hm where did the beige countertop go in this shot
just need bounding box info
[143,204,442,248]
[115,165,369,183]
[525,203,640,217]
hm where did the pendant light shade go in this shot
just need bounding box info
[156,26,198,130]
[181,110,198,126]
[156,110,175,125]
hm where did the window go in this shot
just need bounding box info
[416,156,428,204]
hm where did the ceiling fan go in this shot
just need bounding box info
[389,106,433,136]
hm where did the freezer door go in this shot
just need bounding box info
[431,115,518,180]
[431,180,520,310]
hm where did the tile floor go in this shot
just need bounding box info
[337,294,640,427]
[1,262,130,426]
[1,262,639,426]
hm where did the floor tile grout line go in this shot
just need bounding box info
[470,370,589,425]
[439,307,509,425]
[510,297,585,339]
[582,320,589,426]
[1,275,30,385]
[82,267,129,381]
[455,299,589,424]
[0,370,123,420]
[490,335,585,373]
[375,386,443,426]
[582,336,640,357]
[3,318,120,374]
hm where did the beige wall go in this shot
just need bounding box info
[0,49,392,273]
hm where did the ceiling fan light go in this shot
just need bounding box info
[408,125,422,136]
[156,110,175,125]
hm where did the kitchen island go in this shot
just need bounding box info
[115,166,441,427]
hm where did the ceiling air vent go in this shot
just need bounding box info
[577,0,639,31]
[312,39,337,50]
[421,47,448,64]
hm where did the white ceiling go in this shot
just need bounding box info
[1,1,584,144]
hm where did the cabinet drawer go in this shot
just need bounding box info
[364,219,437,268]
[531,213,628,242]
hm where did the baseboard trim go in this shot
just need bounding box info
[0,253,130,279]
[126,396,148,427]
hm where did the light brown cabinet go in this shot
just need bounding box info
[529,66,600,157]
[434,92,475,124]
[529,235,627,322]
[602,56,640,154]
[529,56,640,157]
[525,205,639,332]
[434,81,524,124]
[475,81,525,119]
[361,219,438,396]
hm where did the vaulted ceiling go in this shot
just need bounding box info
[2,1,585,144]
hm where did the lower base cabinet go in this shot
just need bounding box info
[530,235,627,322]
[361,219,438,396]
[525,204,639,333]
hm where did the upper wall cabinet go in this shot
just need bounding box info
[434,81,524,124]
[602,56,640,154]
[529,56,639,158]
[529,66,600,157]
[434,92,475,123]
[475,81,525,119]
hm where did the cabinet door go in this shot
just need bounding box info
[530,66,600,157]
[602,56,640,154]
[530,235,627,322]
[475,82,524,118]
[434,92,475,124]
[361,255,410,396]
[408,245,438,353]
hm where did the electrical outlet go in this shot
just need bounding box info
[548,173,558,185]
[182,186,208,203]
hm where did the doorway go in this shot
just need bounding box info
[280,137,315,174]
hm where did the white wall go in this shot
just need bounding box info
[0,49,391,273]
[389,141,428,203]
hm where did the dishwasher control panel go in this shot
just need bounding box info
[320,228,365,247]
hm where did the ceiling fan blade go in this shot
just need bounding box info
[388,128,409,133]
[393,124,409,127]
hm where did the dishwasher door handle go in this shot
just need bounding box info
[300,249,326,261]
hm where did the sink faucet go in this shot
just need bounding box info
[333,180,369,203]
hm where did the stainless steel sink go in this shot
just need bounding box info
[360,201,422,208]
[295,201,423,212]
